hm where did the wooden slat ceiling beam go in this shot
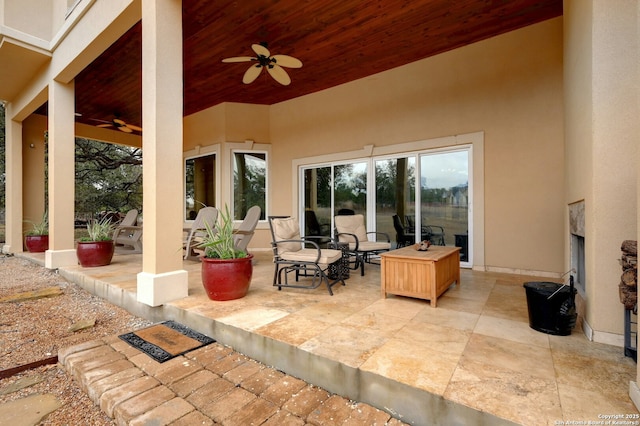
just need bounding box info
[65,0,562,132]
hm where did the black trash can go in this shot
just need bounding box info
[523,280,577,336]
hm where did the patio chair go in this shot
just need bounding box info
[304,210,332,247]
[337,208,355,215]
[113,209,143,253]
[183,206,218,261]
[425,225,446,246]
[392,214,414,248]
[334,214,391,276]
[233,205,261,252]
[268,216,345,295]
[405,215,443,244]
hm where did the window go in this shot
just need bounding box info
[233,151,266,221]
[185,153,216,220]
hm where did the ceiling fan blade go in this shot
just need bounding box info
[126,124,143,132]
[89,118,112,124]
[96,123,113,128]
[272,55,302,69]
[243,64,263,84]
[267,64,291,86]
[118,126,133,133]
[252,43,270,57]
[222,56,255,63]
[113,118,126,126]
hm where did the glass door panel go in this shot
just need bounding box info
[375,157,416,247]
[303,166,332,238]
[334,162,367,217]
[419,150,469,259]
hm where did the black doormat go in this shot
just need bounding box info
[119,320,215,363]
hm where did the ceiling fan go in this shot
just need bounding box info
[90,116,142,133]
[222,42,302,86]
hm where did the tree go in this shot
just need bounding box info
[74,138,142,216]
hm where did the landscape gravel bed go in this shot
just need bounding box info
[0,254,152,425]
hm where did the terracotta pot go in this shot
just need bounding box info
[76,241,115,267]
[25,235,49,253]
[201,254,253,301]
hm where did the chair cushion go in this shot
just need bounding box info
[280,248,341,266]
[335,214,368,243]
[272,217,302,254]
[348,241,391,252]
[349,241,391,251]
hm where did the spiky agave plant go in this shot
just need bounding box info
[200,204,247,259]
[81,216,115,242]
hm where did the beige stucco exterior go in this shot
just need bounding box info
[564,1,639,343]
[2,0,640,398]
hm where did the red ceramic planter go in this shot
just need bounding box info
[76,241,115,267]
[25,235,49,253]
[201,254,253,301]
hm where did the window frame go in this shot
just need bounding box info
[295,132,483,269]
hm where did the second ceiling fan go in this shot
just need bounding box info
[222,42,302,86]
[90,116,142,133]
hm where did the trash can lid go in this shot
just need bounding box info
[523,281,566,296]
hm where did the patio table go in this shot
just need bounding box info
[380,245,460,307]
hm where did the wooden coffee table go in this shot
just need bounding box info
[380,245,461,307]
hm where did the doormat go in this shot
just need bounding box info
[118,320,215,363]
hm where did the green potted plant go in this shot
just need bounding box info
[199,205,253,301]
[25,212,49,253]
[76,216,116,267]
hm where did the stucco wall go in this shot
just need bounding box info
[184,103,270,150]
[269,18,565,275]
[3,0,54,41]
[22,114,48,238]
[564,0,638,339]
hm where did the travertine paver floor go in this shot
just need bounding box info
[20,250,640,425]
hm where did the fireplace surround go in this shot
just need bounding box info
[569,200,585,295]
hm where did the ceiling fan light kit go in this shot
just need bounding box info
[223,42,302,86]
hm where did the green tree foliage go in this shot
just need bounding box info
[314,167,331,207]
[0,109,140,240]
[375,159,415,210]
[75,138,142,215]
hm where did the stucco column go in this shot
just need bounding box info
[2,105,23,254]
[137,0,188,306]
[46,80,78,268]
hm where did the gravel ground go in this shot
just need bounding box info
[0,254,152,425]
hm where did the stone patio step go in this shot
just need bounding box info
[58,335,408,425]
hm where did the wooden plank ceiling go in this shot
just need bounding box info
[68,0,562,133]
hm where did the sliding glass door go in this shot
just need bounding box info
[300,146,471,264]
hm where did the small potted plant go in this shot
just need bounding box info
[199,205,253,301]
[76,216,116,267]
[25,212,49,253]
